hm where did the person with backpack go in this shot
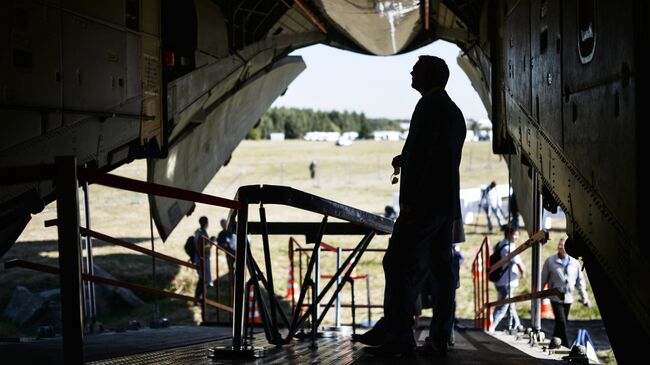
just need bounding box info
[193,216,212,300]
[489,224,526,332]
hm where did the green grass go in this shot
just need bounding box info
[1,140,603,336]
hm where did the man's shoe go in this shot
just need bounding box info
[351,332,383,346]
[363,342,415,357]
[419,337,449,356]
[351,317,385,346]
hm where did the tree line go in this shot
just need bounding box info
[247,107,407,140]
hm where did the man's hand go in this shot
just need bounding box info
[391,155,403,169]
[581,298,592,308]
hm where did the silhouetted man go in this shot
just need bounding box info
[358,56,466,356]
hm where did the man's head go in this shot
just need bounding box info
[411,56,450,94]
[220,218,227,230]
[504,224,520,242]
[199,216,208,229]
[489,181,496,188]
[557,237,568,258]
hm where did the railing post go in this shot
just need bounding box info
[216,245,221,323]
[82,176,96,329]
[233,202,249,349]
[200,236,207,323]
[473,259,478,328]
[485,238,491,330]
[55,156,84,364]
[481,245,486,329]
[289,239,296,311]
[349,278,356,335]
[259,205,277,329]
[366,275,371,326]
[311,244,321,347]
[335,247,341,327]
[531,171,543,331]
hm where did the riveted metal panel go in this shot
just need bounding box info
[1,1,62,108]
[504,0,531,113]
[61,12,127,112]
[530,0,563,147]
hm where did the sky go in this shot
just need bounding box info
[271,40,488,121]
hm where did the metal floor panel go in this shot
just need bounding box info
[89,330,563,365]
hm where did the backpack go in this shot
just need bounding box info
[488,241,506,282]
[184,235,196,262]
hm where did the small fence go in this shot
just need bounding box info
[288,237,384,332]
[1,159,394,362]
[1,158,242,363]
[472,230,565,331]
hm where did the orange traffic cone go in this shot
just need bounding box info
[284,269,298,299]
[541,284,555,319]
[248,285,262,324]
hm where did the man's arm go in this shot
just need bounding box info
[513,254,526,279]
[575,263,591,306]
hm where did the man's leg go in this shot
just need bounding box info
[206,255,213,286]
[492,206,505,227]
[485,209,493,231]
[490,286,508,331]
[509,301,521,329]
[368,218,446,354]
[195,272,204,300]
[551,301,569,346]
[563,303,572,345]
[382,224,419,345]
[427,219,454,347]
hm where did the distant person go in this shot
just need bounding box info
[355,55,466,357]
[383,205,397,220]
[479,181,505,232]
[216,218,236,278]
[194,216,212,299]
[309,160,317,179]
[542,237,591,347]
[508,190,520,228]
[490,224,525,332]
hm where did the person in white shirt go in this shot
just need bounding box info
[479,181,506,232]
[542,237,591,346]
[490,225,526,331]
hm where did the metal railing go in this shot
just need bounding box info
[1,163,393,360]
[0,158,243,363]
[289,237,380,333]
[472,236,491,329]
[472,230,565,330]
[228,184,393,349]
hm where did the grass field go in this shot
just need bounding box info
[1,140,603,337]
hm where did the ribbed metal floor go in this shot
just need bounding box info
[89,329,563,365]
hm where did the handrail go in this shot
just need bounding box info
[489,230,549,273]
[473,230,556,331]
[85,227,196,269]
[77,167,244,210]
[487,288,564,308]
[4,259,233,312]
[232,185,394,234]
[472,236,491,329]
